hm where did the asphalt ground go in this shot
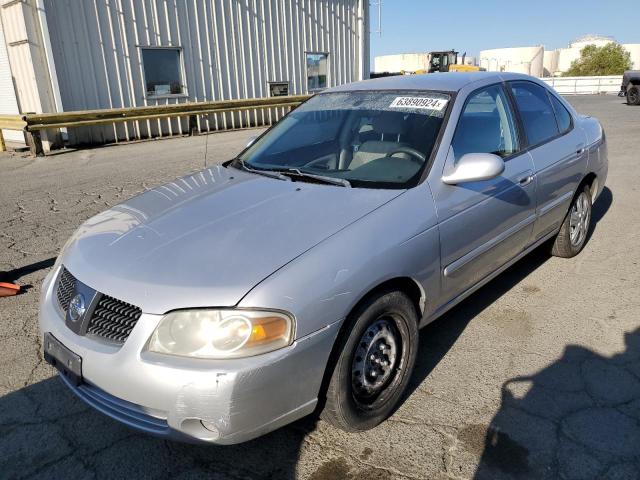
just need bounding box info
[0,95,638,480]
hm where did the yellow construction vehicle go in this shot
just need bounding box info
[370,50,484,79]
[428,50,483,73]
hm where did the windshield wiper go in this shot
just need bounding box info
[277,168,351,188]
[233,159,290,181]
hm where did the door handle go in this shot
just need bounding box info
[518,175,533,186]
[576,144,585,155]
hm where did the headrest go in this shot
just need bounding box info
[372,113,407,135]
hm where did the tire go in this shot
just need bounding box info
[551,184,592,258]
[320,290,419,432]
[627,85,640,105]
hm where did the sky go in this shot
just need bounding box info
[369,0,635,64]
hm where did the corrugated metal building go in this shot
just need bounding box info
[0,0,369,150]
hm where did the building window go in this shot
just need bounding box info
[306,53,328,91]
[141,48,184,97]
[268,81,290,97]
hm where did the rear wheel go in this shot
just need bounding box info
[627,85,640,105]
[320,290,419,432]
[551,185,592,258]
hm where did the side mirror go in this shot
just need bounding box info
[442,153,505,185]
[246,135,258,148]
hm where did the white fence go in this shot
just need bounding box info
[541,76,623,95]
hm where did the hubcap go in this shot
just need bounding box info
[569,192,590,247]
[351,318,399,399]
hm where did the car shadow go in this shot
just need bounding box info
[471,328,640,479]
[405,185,612,399]
[405,244,551,400]
[586,186,612,242]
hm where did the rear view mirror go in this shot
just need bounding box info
[442,153,505,185]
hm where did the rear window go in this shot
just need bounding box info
[510,82,559,146]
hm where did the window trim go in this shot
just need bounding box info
[506,80,575,153]
[139,46,188,99]
[547,89,574,135]
[305,51,330,93]
[450,81,524,163]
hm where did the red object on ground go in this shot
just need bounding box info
[0,282,20,297]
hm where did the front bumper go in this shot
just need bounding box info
[38,267,341,444]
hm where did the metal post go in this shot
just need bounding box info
[0,129,5,152]
[26,130,44,157]
[188,115,198,136]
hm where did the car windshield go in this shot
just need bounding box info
[233,91,451,189]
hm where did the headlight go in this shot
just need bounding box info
[147,309,294,359]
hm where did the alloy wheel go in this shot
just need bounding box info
[569,191,591,247]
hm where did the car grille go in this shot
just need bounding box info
[56,267,77,313]
[56,267,142,345]
[86,294,143,344]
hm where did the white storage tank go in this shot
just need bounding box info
[543,50,559,77]
[374,53,430,73]
[623,44,640,70]
[479,46,544,77]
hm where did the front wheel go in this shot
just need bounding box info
[320,290,419,432]
[551,185,592,258]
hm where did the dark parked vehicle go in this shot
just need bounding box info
[620,70,640,105]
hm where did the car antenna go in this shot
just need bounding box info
[203,129,210,169]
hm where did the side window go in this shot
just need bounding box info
[452,85,519,161]
[306,53,328,91]
[141,48,184,97]
[510,81,559,146]
[549,94,572,134]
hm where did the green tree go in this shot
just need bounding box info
[563,43,632,76]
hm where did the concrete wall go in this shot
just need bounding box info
[543,75,622,95]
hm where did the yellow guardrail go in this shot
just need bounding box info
[0,114,27,152]
[0,95,311,155]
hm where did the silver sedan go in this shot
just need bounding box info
[39,72,607,444]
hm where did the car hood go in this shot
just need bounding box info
[61,165,403,314]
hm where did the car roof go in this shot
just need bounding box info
[325,72,536,94]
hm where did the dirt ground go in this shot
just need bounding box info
[0,95,638,480]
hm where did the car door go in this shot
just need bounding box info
[430,83,537,301]
[508,81,588,242]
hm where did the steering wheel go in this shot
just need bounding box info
[385,146,426,163]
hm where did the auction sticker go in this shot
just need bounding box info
[389,96,448,111]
